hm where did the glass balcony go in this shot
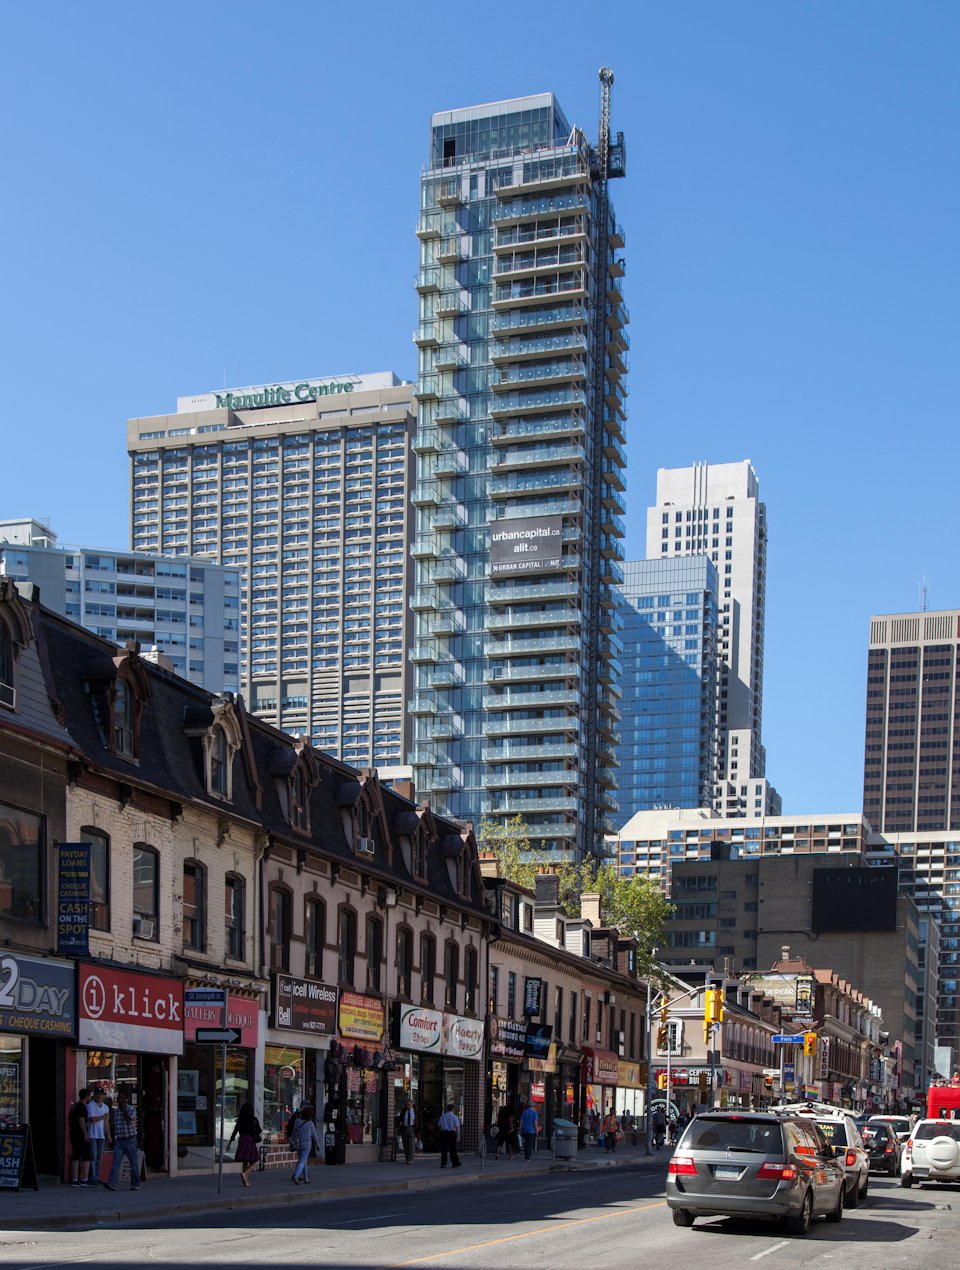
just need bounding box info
[603,434,627,465]
[596,766,618,788]
[606,300,630,329]
[427,661,464,689]
[607,276,625,306]
[491,332,588,363]
[429,554,466,583]
[489,387,587,418]
[417,765,457,792]
[484,634,580,657]
[483,771,578,790]
[490,443,585,472]
[410,638,440,663]
[487,661,577,685]
[600,508,625,538]
[415,374,440,400]
[495,247,586,280]
[409,690,438,715]
[433,445,467,478]
[411,535,438,559]
[602,485,627,515]
[494,220,587,251]
[492,301,587,333]
[433,396,469,425]
[490,415,585,446]
[492,361,588,392]
[434,343,468,372]
[483,717,579,738]
[609,222,626,249]
[602,459,625,493]
[414,428,441,454]
[437,236,465,264]
[492,796,580,815]
[482,742,579,762]
[436,290,468,317]
[607,253,626,279]
[427,714,461,741]
[492,192,590,223]
[488,818,578,841]
[601,558,624,586]
[487,494,583,522]
[437,181,463,207]
[489,468,581,499]
[414,321,440,348]
[486,580,579,606]
[412,746,438,766]
[412,480,440,507]
[431,609,465,636]
[483,688,580,710]
[492,274,588,309]
[597,743,617,766]
[597,653,622,683]
[411,587,441,612]
[484,607,580,632]
[430,501,466,531]
[416,266,442,294]
[416,210,441,239]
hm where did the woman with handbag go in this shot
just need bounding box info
[229,1102,261,1188]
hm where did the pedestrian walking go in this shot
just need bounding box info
[86,1088,110,1184]
[438,1103,461,1168]
[603,1109,620,1153]
[291,1107,321,1184]
[68,1088,91,1186]
[103,1092,140,1191]
[652,1107,667,1149]
[495,1103,515,1160]
[228,1101,261,1188]
[519,1102,540,1160]
[396,1097,420,1165]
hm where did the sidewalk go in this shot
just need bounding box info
[0,1141,670,1231]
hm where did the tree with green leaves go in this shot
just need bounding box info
[478,815,674,977]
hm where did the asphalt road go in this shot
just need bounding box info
[1,1170,958,1269]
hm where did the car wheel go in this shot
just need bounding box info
[825,1186,844,1224]
[900,1172,913,1189]
[888,1159,898,1176]
[858,1172,869,1203]
[672,1208,695,1228]
[786,1190,813,1236]
[844,1177,859,1208]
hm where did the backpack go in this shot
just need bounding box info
[286,1114,301,1151]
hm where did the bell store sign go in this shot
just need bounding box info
[79,963,184,1056]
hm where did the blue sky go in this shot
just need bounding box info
[1,1,957,816]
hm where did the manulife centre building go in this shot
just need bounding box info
[411,90,628,861]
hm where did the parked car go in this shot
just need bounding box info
[666,1111,846,1235]
[901,1119,960,1188]
[774,1101,870,1207]
[861,1122,900,1175]
[867,1114,912,1145]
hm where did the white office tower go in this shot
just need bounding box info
[645,461,778,816]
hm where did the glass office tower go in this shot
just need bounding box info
[411,92,628,861]
[617,557,719,820]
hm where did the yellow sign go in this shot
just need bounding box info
[528,1042,557,1074]
[617,1061,642,1088]
[338,992,385,1043]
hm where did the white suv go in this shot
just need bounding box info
[901,1119,960,1188]
[774,1102,870,1207]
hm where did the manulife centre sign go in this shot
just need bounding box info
[214,379,355,410]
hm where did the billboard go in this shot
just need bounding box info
[811,866,898,932]
[490,516,562,576]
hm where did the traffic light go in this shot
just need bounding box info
[657,1003,669,1050]
[703,988,724,1042]
[803,1032,818,1057]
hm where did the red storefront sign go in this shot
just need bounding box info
[184,992,258,1047]
[581,1047,619,1086]
[78,963,184,1055]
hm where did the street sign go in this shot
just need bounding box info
[184,987,227,1008]
[195,1027,241,1045]
[772,1034,805,1044]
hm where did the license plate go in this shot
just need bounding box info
[714,1165,741,1179]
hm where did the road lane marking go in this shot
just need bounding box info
[750,1240,790,1261]
[328,1212,404,1226]
[530,1187,569,1195]
[388,1200,666,1265]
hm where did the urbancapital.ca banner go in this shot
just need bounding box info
[490,516,562,576]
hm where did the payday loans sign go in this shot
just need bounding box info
[216,380,355,410]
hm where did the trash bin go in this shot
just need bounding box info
[324,1127,345,1166]
[552,1117,579,1161]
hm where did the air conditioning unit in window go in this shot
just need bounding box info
[355,837,375,857]
[132,916,155,940]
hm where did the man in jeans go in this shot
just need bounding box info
[103,1092,140,1191]
[86,1089,110,1184]
[519,1101,540,1160]
[437,1103,461,1168]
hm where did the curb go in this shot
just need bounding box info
[0,1154,667,1231]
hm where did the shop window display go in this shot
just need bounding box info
[263,1044,304,1136]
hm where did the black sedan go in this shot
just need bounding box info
[861,1122,900,1175]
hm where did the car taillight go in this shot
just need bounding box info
[757,1162,798,1181]
[884,1144,893,1154]
[904,1141,912,1159]
[845,1150,857,1167]
[668,1156,697,1176]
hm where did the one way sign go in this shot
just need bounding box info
[195,1027,241,1045]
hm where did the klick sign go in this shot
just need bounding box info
[79,963,184,1056]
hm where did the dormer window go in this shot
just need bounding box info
[412,832,426,879]
[0,622,14,709]
[290,765,308,831]
[210,726,228,796]
[114,680,134,756]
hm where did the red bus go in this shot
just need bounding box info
[926,1083,960,1120]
